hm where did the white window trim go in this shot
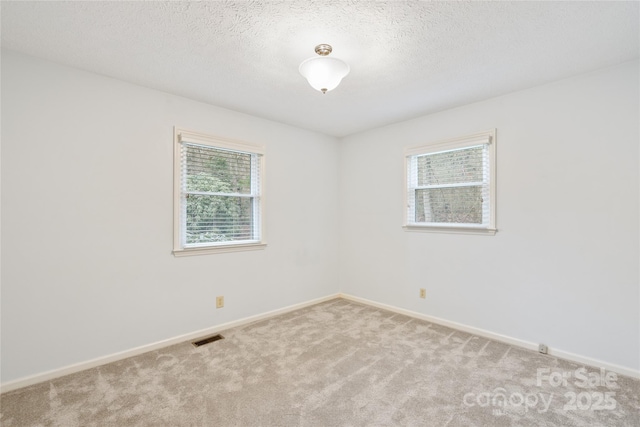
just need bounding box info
[403,129,497,236]
[173,128,267,256]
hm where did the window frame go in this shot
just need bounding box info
[173,128,266,256]
[403,129,497,235]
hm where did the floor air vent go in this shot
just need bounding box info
[192,334,224,347]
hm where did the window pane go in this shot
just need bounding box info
[185,145,252,194]
[417,146,483,186]
[415,186,483,224]
[185,195,254,244]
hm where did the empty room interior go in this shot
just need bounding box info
[1,1,639,426]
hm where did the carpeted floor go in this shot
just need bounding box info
[1,298,639,426]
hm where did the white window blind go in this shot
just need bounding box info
[174,129,265,255]
[404,130,496,234]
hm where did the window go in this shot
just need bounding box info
[173,128,265,256]
[404,130,496,235]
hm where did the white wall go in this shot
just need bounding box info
[2,50,638,385]
[1,51,340,383]
[338,61,640,371]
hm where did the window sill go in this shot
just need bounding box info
[173,242,267,257]
[403,225,497,236]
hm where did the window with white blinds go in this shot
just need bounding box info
[173,129,266,255]
[404,130,496,235]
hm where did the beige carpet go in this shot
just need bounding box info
[1,299,639,426]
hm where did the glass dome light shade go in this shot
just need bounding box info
[299,56,350,93]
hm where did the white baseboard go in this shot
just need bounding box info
[339,293,640,380]
[3,292,637,393]
[0,293,341,394]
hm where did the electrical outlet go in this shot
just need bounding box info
[216,296,224,308]
[419,288,426,299]
[538,343,548,354]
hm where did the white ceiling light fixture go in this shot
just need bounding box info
[299,44,350,94]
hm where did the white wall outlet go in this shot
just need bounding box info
[538,343,548,354]
[419,288,426,299]
[216,296,224,308]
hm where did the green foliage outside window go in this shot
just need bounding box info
[415,147,484,224]
[185,146,254,244]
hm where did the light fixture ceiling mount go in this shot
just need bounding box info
[299,44,350,94]
[314,44,332,56]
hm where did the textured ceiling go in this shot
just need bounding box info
[1,1,638,137]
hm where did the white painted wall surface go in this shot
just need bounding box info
[338,61,640,371]
[1,51,340,383]
[2,50,638,385]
